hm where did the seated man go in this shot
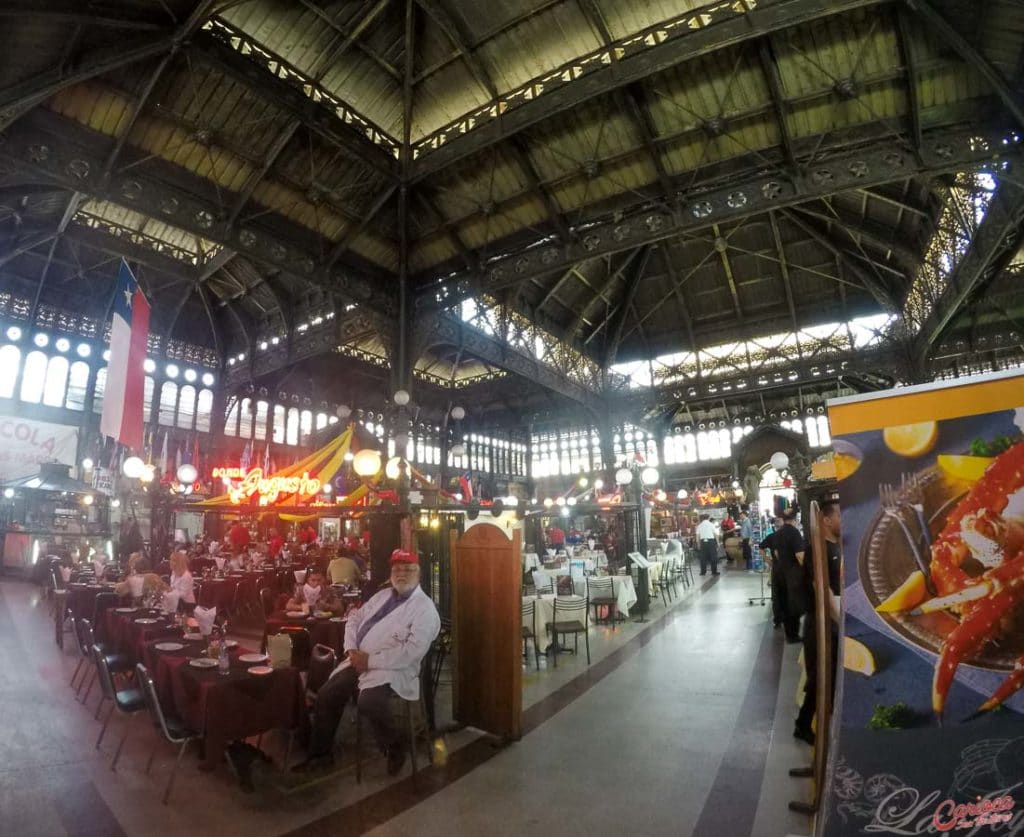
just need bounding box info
[294,549,440,775]
[327,551,362,586]
[284,570,338,613]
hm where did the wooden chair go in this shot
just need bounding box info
[586,577,618,630]
[521,599,540,670]
[546,597,590,667]
[136,663,202,804]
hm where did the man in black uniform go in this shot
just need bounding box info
[794,501,842,746]
[772,509,806,643]
[759,516,788,632]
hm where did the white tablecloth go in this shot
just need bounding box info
[523,594,586,647]
[645,560,665,595]
[573,575,637,617]
[523,553,542,572]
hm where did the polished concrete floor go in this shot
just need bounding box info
[0,567,813,836]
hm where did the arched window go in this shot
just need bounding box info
[238,398,252,438]
[158,381,178,426]
[0,345,21,398]
[42,356,70,406]
[176,385,196,429]
[299,410,312,445]
[64,361,91,410]
[286,407,299,446]
[141,375,155,423]
[195,388,213,433]
[20,351,47,403]
[272,405,285,443]
[315,412,328,431]
[254,400,269,441]
[224,397,240,437]
[92,367,107,413]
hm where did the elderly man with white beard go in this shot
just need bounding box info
[293,548,440,775]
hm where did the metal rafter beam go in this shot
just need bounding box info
[322,185,397,270]
[0,3,166,29]
[894,7,923,157]
[768,210,800,334]
[414,0,497,100]
[757,38,798,175]
[917,180,1024,349]
[410,0,887,181]
[603,246,652,365]
[568,248,643,339]
[906,0,1024,130]
[190,27,400,180]
[415,125,1015,311]
[790,204,918,268]
[0,110,397,324]
[508,137,572,241]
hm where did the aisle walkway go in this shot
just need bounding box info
[0,571,813,836]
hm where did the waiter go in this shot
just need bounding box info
[294,548,440,775]
[696,514,719,577]
[773,509,807,643]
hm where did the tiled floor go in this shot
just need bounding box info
[0,567,814,836]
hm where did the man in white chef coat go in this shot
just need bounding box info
[293,548,440,775]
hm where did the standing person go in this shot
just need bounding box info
[773,509,807,643]
[795,501,842,745]
[293,549,440,774]
[228,520,250,551]
[760,517,784,629]
[739,511,754,572]
[696,514,718,577]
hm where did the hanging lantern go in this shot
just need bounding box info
[640,466,660,486]
[615,467,633,485]
[352,449,382,477]
[176,463,198,484]
[770,451,790,472]
[336,404,352,419]
[384,457,403,480]
[450,406,466,421]
[392,389,410,406]
[122,456,145,479]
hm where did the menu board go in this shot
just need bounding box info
[820,370,1024,835]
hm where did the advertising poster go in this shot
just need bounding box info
[0,416,78,481]
[820,370,1024,836]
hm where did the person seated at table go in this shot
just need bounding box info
[114,558,167,599]
[268,528,285,559]
[228,521,250,551]
[298,524,318,546]
[227,550,246,572]
[327,550,363,586]
[285,569,331,612]
[168,549,196,605]
[293,549,440,775]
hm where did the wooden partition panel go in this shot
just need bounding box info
[451,523,522,740]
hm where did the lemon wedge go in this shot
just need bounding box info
[876,570,928,613]
[937,454,993,482]
[844,637,876,676]
[883,421,938,458]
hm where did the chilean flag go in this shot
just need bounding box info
[100,261,150,452]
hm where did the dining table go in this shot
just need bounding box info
[265,609,348,655]
[142,637,304,768]
[523,594,587,651]
[573,573,637,618]
[103,607,184,660]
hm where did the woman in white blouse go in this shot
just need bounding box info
[168,550,195,604]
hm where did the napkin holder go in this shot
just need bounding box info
[267,632,292,669]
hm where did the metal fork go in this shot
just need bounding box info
[901,472,933,551]
[879,482,937,595]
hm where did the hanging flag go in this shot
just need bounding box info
[240,439,252,471]
[263,441,271,474]
[158,431,168,477]
[99,261,150,451]
[459,471,474,500]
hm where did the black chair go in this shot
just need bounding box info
[521,599,540,670]
[546,597,590,667]
[355,650,434,785]
[93,647,146,770]
[276,625,311,670]
[307,643,336,698]
[69,617,90,691]
[259,586,276,617]
[136,663,202,804]
[79,618,133,714]
[586,577,618,630]
[91,592,121,643]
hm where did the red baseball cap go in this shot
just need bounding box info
[390,548,419,565]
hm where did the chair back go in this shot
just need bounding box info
[80,618,98,658]
[259,586,276,616]
[92,592,119,635]
[587,577,613,598]
[521,598,535,619]
[136,663,181,742]
[92,644,117,701]
[553,596,588,624]
[50,565,65,591]
[307,644,337,694]
[71,617,89,657]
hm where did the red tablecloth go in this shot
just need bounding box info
[265,611,347,655]
[103,608,183,660]
[146,641,303,766]
[68,583,125,635]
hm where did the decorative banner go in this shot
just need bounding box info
[819,370,1024,836]
[91,467,115,497]
[0,416,78,481]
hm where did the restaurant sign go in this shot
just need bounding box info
[214,466,322,505]
[0,417,77,481]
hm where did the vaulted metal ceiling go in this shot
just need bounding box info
[0,0,1022,424]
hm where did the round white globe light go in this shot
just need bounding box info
[143,358,156,373]
[560,507,570,518]
[76,343,91,358]
[81,458,94,471]
[640,466,660,486]
[165,364,179,378]
[566,497,577,506]
[184,369,197,382]
[731,480,740,489]
[82,494,94,506]
[139,466,155,483]
[615,467,633,486]
[451,443,466,458]
[202,372,215,387]
[505,496,519,507]
[594,479,604,490]
[336,404,352,419]
[654,489,667,502]
[543,497,553,508]
[770,451,790,472]
[555,496,566,507]
[176,463,198,484]
[393,389,410,406]
[122,456,145,479]
[577,476,588,488]
[450,406,465,421]
[677,489,689,500]
[3,488,14,499]
[111,498,121,508]
[55,338,70,352]
[33,333,49,348]
[352,448,382,477]
[322,484,332,494]
[384,456,403,480]
[6,326,21,341]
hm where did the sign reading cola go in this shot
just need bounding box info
[220,467,321,505]
[0,417,78,481]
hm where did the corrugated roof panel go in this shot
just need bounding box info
[48,83,131,138]
[457,197,547,251]
[350,234,399,272]
[547,151,655,216]
[525,102,644,182]
[410,236,458,273]
[596,0,707,40]
[414,61,492,142]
